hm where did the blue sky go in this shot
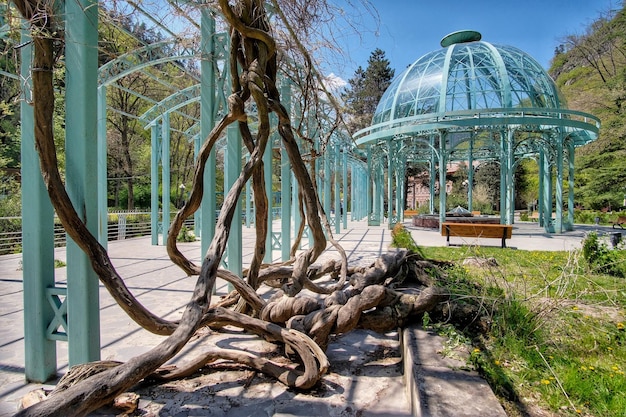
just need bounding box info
[327,0,619,83]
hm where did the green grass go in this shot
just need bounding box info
[415,244,626,417]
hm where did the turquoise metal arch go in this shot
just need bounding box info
[98,39,199,86]
[140,85,201,127]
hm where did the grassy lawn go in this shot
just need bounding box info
[416,244,626,417]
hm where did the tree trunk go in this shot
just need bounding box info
[11,1,453,416]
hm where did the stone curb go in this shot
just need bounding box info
[403,326,507,417]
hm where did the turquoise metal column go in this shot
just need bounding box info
[350,165,355,221]
[499,131,507,224]
[394,158,400,223]
[567,141,575,229]
[194,137,201,236]
[161,112,171,242]
[315,139,322,203]
[366,146,373,224]
[323,145,331,217]
[438,132,447,227]
[21,28,57,382]
[245,155,252,228]
[538,150,545,227]
[555,133,564,233]
[342,149,348,228]
[97,85,107,247]
[353,167,359,220]
[393,152,402,225]
[387,140,393,228]
[292,172,300,239]
[264,132,273,263]
[468,134,474,212]
[541,145,554,233]
[226,124,242,279]
[352,165,358,221]
[506,129,515,225]
[201,9,216,257]
[351,166,357,220]
[334,144,341,234]
[280,81,292,260]
[429,135,436,215]
[396,152,405,222]
[281,145,291,260]
[378,163,385,222]
[362,169,368,220]
[371,159,379,225]
[150,123,160,245]
[65,0,100,365]
[360,169,366,220]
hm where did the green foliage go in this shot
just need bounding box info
[420,245,626,416]
[342,48,395,134]
[176,225,196,242]
[390,223,423,256]
[133,183,153,209]
[0,175,21,217]
[474,162,500,209]
[0,101,20,170]
[581,231,626,277]
[549,4,626,211]
[1,29,22,174]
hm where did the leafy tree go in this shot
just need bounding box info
[550,3,626,210]
[474,162,500,210]
[0,26,21,174]
[342,48,394,134]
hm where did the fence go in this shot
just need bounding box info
[0,207,282,256]
[0,211,190,256]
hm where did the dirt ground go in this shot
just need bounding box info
[88,329,411,417]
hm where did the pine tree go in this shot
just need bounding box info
[342,48,394,134]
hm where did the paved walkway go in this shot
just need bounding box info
[0,219,612,416]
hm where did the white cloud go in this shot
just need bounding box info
[324,73,347,92]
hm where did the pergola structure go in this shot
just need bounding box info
[354,30,600,232]
[3,1,368,382]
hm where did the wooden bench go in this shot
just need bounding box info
[613,216,626,229]
[441,222,513,248]
[529,212,556,222]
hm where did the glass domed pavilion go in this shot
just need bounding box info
[354,30,600,232]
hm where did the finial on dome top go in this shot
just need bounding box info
[440,30,482,47]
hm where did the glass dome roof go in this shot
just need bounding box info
[372,32,562,125]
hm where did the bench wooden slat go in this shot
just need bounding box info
[441,222,513,248]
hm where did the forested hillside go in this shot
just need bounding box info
[549,3,626,210]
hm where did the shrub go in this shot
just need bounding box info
[581,231,625,277]
[177,225,196,242]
